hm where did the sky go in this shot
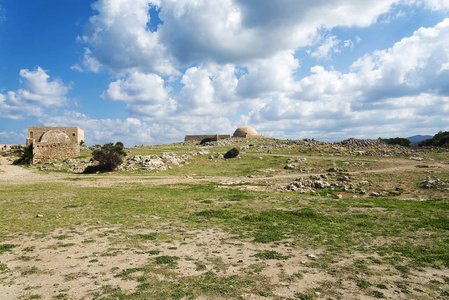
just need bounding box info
[1,0,449,146]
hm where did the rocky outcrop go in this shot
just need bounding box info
[119,153,191,171]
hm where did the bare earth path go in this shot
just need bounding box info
[0,157,59,184]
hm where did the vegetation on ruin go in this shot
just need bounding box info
[199,137,217,145]
[12,145,33,165]
[379,137,411,147]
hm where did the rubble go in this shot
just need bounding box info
[287,175,331,193]
[420,176,449,190]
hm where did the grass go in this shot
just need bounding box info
[255,250,291,260]
[0,244,18,254]
[1,139,449,299]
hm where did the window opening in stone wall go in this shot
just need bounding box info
[30,132,33,138]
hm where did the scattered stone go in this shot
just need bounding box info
[36,214,43,218]
[410,156,423,161]
[370,192,381,197]
[420,176,448,190]
[284,164,298,170]
[307,254,316,258]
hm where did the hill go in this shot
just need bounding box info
[406,135,433,143]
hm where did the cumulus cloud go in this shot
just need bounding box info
[237,51,299,98]
[242,18,449,139]
[79,0,176,75]
[0,67,71,119]
[41,110,235,146]
[71,1,449,144]
[103,72,168,104]
[79,0,402,73]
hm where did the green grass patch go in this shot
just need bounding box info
[255,250,291,260]
[155,256,180,267]
[0,244,18,254]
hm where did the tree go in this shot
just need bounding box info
[85,142,126,173]
[13,145,33,165]
[379,137,411,147]
[419,131,449,148]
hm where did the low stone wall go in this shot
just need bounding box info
[184,134,231,142]
[32,142,80,164]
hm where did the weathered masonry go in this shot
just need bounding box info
[184,126,264,142]
[27,126,84,146]
[26,126,84,164]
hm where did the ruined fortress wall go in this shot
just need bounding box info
[32,142,80,164]
[184,134,231,142]
[27,126,84,146]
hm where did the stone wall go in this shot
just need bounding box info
[184,134,231,142]
[27,126,84,146]
[32,142,80,164]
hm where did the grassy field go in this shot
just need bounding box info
[0,140,448,299]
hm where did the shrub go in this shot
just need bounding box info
[200,137,217,145]
[379,137,410,147]
[419,131,449,148]
[224,147,239,159]
[13,145,33,165]
[84,142,126,173]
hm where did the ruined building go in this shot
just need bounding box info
[184,126,264,142]
[232,126,265,139]
[26,126,84,163]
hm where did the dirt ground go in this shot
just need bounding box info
[0,156,448,300]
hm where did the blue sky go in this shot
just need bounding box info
[1,0,449,146]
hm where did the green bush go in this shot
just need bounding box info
[13,145,33,165]
[200,137,217,145]
[379,137,410,147]
[224,147,239,159]
[419,131,449,148]
[84,142,126,173]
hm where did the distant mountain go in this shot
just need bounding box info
[406,135,433,143]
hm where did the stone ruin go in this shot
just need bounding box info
[26,126,84,164]
[184,125,264,142]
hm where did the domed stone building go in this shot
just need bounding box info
[233,126,265,139]
[184,125,264,142]
[26,126,84,163]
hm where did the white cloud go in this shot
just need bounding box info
[241,18,449,139]
[237,51,299,98]
[80,0,176,75]
[69,2,449,144]
[0,130,26,146]
[80,0,403,73]
[421,0,449,10]
[41,110,235,146]
[0,67,71,119]
[310,36,341,60]
[103,72,168,104]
